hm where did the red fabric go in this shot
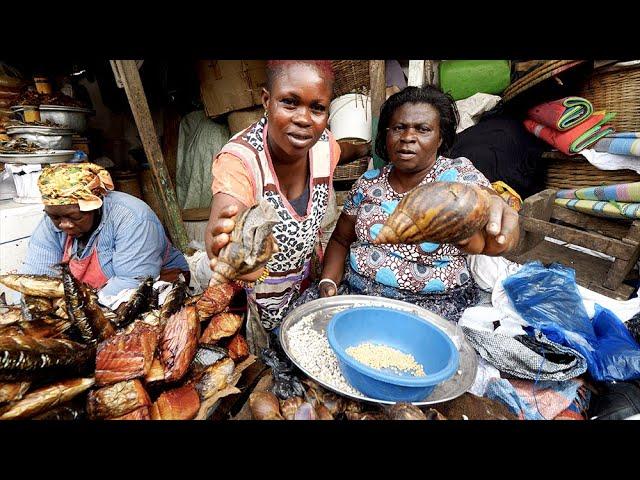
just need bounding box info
[62,235,109,289]
[527,98,573,130]
[523,112,609,155]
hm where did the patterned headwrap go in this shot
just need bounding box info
[38,163,114,211]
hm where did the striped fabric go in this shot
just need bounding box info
[555,198,640,220]
[20,191,188,297]
[594,132,640,157]
[526,96,593,131]
[556,182,640,202]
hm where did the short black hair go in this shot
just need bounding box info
[374,85,459,163]
[265,60,335,91]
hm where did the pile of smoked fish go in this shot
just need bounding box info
[0,266,254,420]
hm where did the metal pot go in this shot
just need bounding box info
[12,105,93,133]
[6,125,74,150]
[38,105,92,133]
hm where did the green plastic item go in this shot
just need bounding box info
[439,60,511,101]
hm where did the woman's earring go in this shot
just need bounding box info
[264,110,269,118]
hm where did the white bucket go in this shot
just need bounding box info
[5,164,43,203]
[329,93,371,143]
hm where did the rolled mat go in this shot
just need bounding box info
[555,198,640,220]
[594,132,640,157]
[556,182,640,202]
[439,60,511,101]
[526,97,593,131]
[524,111,616,155]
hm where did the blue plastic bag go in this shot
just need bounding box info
[503,262,596,346]
[590,305,640,381]
[503,261,640,381]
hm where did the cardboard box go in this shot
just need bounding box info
[197,60,267,118]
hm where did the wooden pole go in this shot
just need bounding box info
[369,60,386,169]
[111,60,190,252]
[407,60,426,87]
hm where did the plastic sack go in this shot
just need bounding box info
[502,261,596,348]
[503,261,640,381]
[589,305,640,381]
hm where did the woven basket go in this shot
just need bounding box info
[502,60,585,102]
[334,156,370,181]
[543,152,640,189]
[331,60,370,98]
[578,65,640,131]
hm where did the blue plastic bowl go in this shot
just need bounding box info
[327,307,459,402]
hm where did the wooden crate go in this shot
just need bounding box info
[508,189,640,299]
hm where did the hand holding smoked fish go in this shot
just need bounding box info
[209,199,280,286]
[372,181,492,246]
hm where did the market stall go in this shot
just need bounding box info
[1,59,640,421]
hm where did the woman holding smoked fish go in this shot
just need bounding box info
[205,60,353,335]
[19,163,189,301]
[314,86,520,322]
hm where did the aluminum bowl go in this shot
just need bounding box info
[12,105,93,133]
[6,125,74,150]
[38,105,92,133]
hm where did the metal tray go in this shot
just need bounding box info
[279,295,478,406]
[0,150,76,164]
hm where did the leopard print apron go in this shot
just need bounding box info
[217,117,335,330]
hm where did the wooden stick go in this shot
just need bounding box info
[111,60,190,252]
[369,60,385,169]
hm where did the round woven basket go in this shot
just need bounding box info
[502,60,585,102]
[544,154,640,189]
[334,156,370,181]
[331,60,370,98]
[578,64,640,132]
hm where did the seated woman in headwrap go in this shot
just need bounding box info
[20,163,189,301]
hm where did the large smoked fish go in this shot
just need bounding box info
[195,283,240,322]
[158,279,188,328]
[0,336,94,382]
[194,357,235,400]
[87,379,151,419]
[0,378,94,420]
[150,385,200,420]
[200,312,243,344]
[78,283,116,341]
[95,323,159,386]
[159,306,199,382]
[60,263,101,345]
[113,277,155,329]
[0,317,72,339]
[0,274,64,298]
